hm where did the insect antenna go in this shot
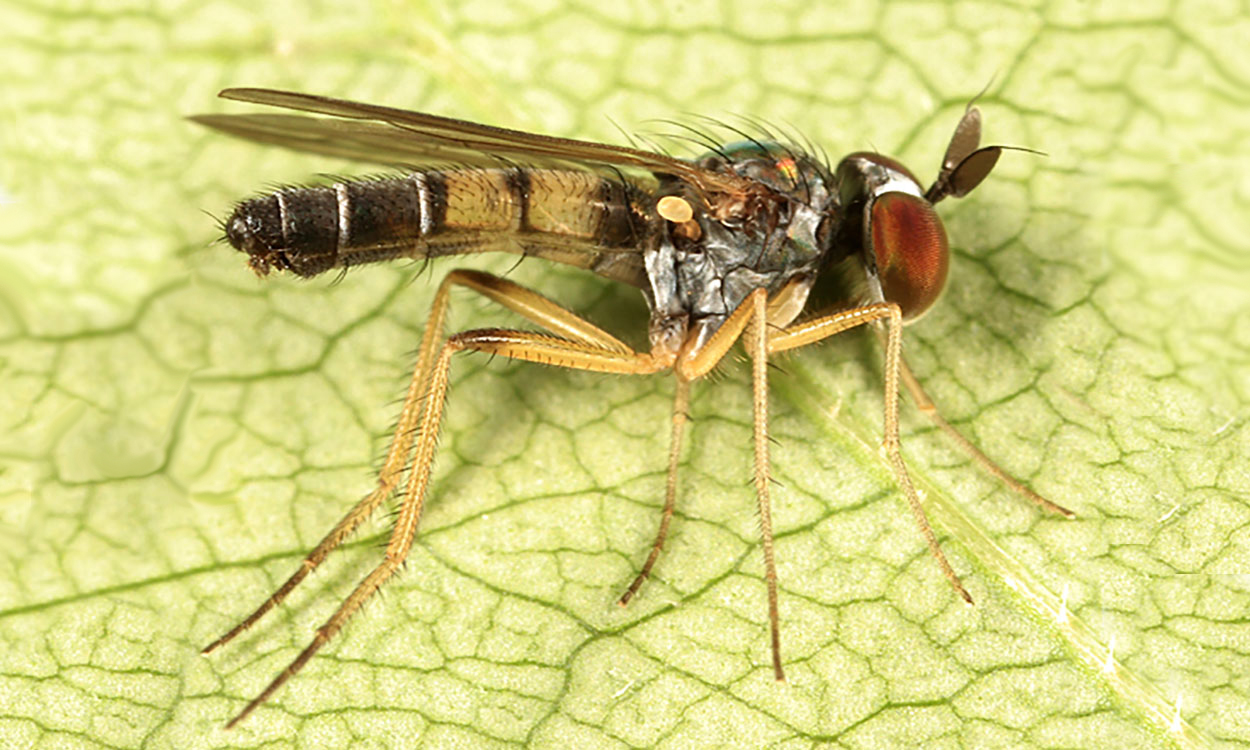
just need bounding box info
[1002,145,1047,158]
[969,74,996,109]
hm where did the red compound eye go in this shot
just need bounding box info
[870,192,949,320]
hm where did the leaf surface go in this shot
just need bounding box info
[1,1,1248,748]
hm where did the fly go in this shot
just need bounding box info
[191,88,1074,728]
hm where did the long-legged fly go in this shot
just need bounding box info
[191,88,1073,727]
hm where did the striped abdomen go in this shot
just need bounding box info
[224,168,653,285]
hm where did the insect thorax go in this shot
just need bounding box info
[644,141,838,353]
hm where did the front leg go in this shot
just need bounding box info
[673,289,788,680]
[768,302,974,604]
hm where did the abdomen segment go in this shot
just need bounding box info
[225,168,652,285]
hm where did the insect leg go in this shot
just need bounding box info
[747,291,782,682]
[202,275,462,655]
[427,270,697,608]
[769,303,974,605]
[204,268,640,657]
[675,290,787,681]
[895,354,1074,518]
[224,320,672,728]
[433,268,634,353]
[618,377,689,606]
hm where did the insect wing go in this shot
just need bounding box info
[188,113,504,169]
[209,88,755,198]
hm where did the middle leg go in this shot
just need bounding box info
[618,377,690,606]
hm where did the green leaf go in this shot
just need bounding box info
[2,1,1248,748]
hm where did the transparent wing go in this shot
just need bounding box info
[194,88,754,198]
[188,112,518,169]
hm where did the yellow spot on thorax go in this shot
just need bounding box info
[657,195,694,223]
